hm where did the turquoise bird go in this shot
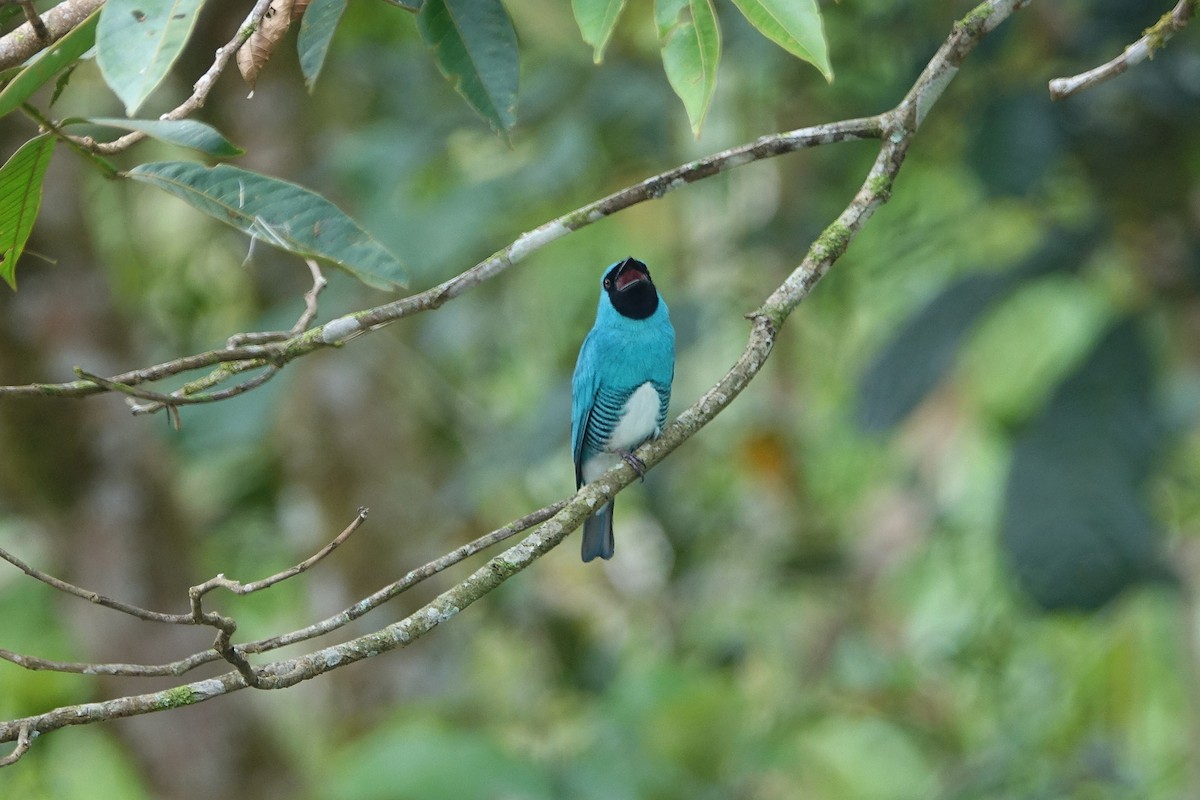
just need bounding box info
[572,257,675,562]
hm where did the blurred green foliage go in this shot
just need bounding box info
[2,0,1200,798]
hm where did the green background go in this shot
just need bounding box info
[2,0,1200,797]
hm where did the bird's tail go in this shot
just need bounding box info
[581,501,615,562]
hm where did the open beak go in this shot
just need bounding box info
[614,261,650,291]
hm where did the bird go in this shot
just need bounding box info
[572,257,675,562]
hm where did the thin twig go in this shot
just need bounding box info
[0,725,33,767]
[293,259,327,334]
[1049,0,1197,100]
[190,507,367,602]
[227,259,328,346]
[74,369,182,407]
[0,501,562,678]
[120,261,331,414]
[126,365,280,416]
[19,0,50,41]
[0,545,191,625]
[0,513,364,652]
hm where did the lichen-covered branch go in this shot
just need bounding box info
[0,0,1029,764]
[1048,0,1197,100]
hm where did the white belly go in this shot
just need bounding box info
[608,382,661,451]
[582,382,660,483]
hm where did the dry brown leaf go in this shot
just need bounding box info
[237,0,297,90]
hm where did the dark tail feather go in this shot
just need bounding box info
[581,501,615,562]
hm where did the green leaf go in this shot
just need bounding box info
[127,162,408,289]
[857,229,1098,433]
[655,0,720,137]
[729,0,832,81]
[76,118,244,157]
[0,10,100,120]
[1001,318,1170,612]
[417,0,518,134]
[0,5,23,26]
[857,271,1020,433]
[572,0,626,64]
[0,136,56,290]
[50,64,79,107]
[298,0,349,91]
[97,0,206,115]
[327,719,553,799]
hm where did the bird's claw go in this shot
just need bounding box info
[618,450,647,482]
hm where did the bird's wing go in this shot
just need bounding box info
[654,378,672,434]
[571,334,599,488]
[650,323,675,434]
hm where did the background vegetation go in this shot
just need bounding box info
[2,0,1200,797]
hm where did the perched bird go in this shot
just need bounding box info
[572,257,675,562]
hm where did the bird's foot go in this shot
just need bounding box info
[617,450,647,482]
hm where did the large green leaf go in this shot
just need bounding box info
[0,136,55,290]
[298,0,348,91]
[97,0,206,115]
[857,229,1098,433]
[1001,318,1170,612]
[572,0,627,64]
[0,11,99,120]
[655,0,720,137]
[857,271,1020,433]
[77,118,243,157]
[126,162,408,289]
[417,0,518,134]
[729,0,832,81]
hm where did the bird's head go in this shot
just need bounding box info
[602,257,659,320]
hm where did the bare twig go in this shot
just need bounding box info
[72,366,282,423]
[0,544,191,625]
[126,365,280,416]
[125,262,327,414]
[0,0,1030,756]
[190,507,367,603]
[0,725,33,767]
[19,0,50,41]
[182,509,369,687]
[0,507,370,688]
[0,501,563,678]
[227,259,328,346]
[1049,0,1197,100]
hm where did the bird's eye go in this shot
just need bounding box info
[603,278,612,289]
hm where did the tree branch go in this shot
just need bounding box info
[0,0,102,70]
[0,0,1030,760]
[189,507,367,602]
[0,501,564,678]
[0,116,882,406]
[0,724,33,767]
[1048,0,1197,100]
